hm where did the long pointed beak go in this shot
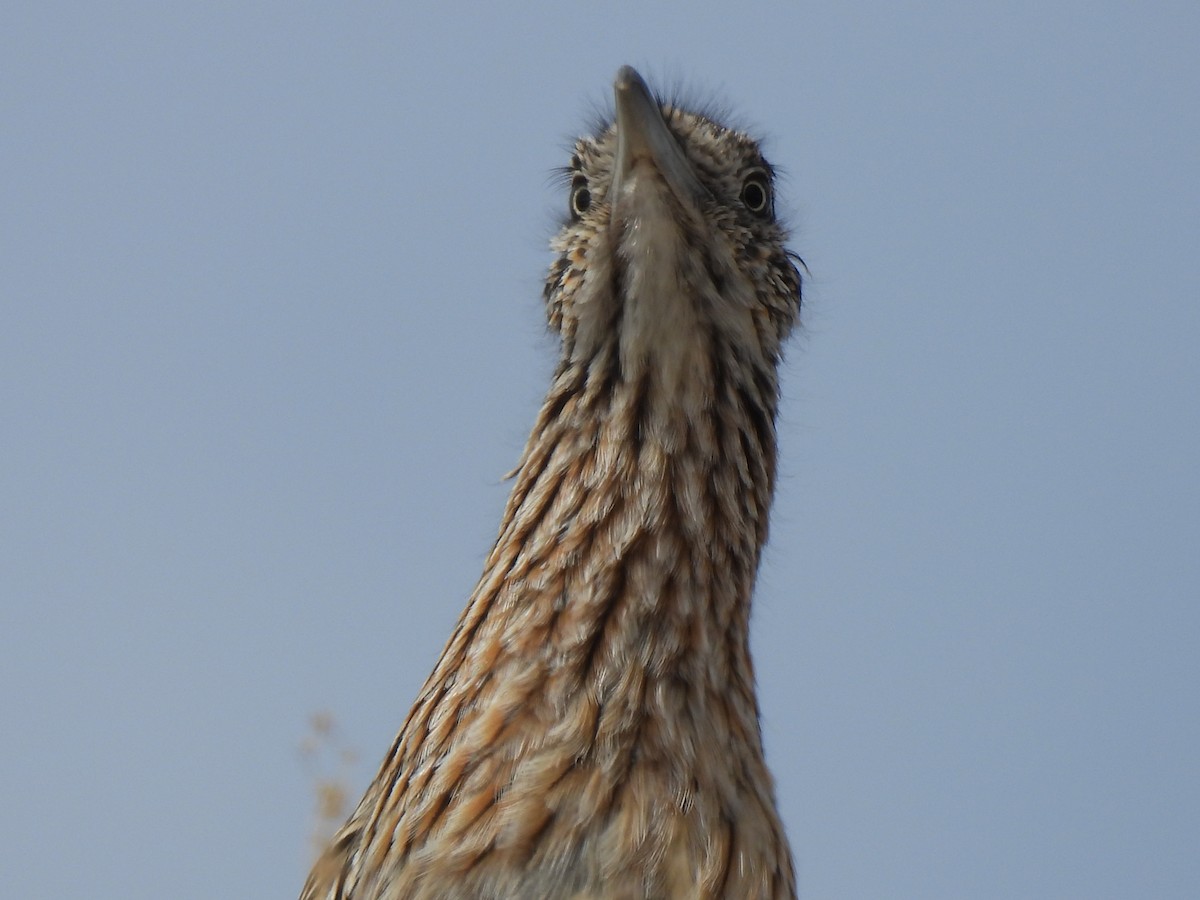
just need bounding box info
[610,66,707,209]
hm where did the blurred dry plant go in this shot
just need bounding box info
[299,711,357,860]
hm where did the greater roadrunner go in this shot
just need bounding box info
[302,66,803,900]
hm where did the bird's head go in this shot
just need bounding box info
[544,66,802,400]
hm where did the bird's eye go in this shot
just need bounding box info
[570,177,591,217]
[740,170,772,216]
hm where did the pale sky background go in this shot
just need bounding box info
[3,3,1198,898]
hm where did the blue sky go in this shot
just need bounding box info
[2,3,1198,897]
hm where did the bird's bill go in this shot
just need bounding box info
[610,66,708,211]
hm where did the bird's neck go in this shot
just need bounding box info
[480,337,780,716]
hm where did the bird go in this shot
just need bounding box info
[301,65,803,900]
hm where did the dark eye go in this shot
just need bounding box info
[570,176,591,217]
[740,170,772,216]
